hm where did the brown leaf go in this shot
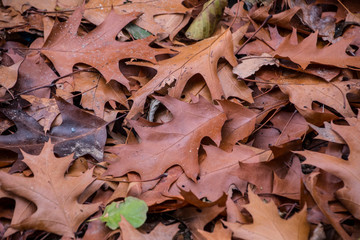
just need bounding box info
[272,30,360,69]
[197,221,231,240]
[0,59,21,94]
[0,105,49,159]
[304,171,352,240]
[50,97,107,161]
[233,53,279,79]
[218,100,257,151]
[310,122,346,144]
[250,4,301,30]
[175,144,269,202]
[174,204,225,240]
[106,95,226,191]
[21,95,59,133]
[223,189,310,240]
[84,0,190,37]
[41,7,172,89]
[73,71,128,118]
[296,113,360,219]
[0,7,26,29]
[127,30,237,119]
[140,166,183,206]
[0,141,100,238]
[2,0,56,12]
[218,63,254,103]
[257,71,360,117]
[119,218,179,240]
[17,38,57,98]
[0,188,36,238]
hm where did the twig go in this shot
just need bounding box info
[236,14,273,55]
[96,173,168,183]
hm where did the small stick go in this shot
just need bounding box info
[236,14,273,55]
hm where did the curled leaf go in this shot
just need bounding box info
[185,0,227,40]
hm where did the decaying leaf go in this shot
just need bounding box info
[185,0,227,40]
[50,97,107,161]
[233,53,279,78]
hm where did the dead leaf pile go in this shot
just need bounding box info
[0,0,360,239]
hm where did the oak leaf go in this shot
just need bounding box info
[0,60,21,95]
[41,7,172,89]
[0,105,49,158]
[50,97,107,161]
[106,95,226,191]
[2,0,56,12]
[218,100,257,151]
[0,141,100,238]
[296,114,360,219]
[256,71,360,117]
[174,204,225,240]
[119,218,179,240]
[175,144,269,202]
[223,189,310,240]
[272,30,360,69]
[128,30,237,118]
[197,221,232,240]
[21,95,59,133]
[0,188,36,238]
[73,71,128,118]
[84,0,190,37]
[17,38,57,98]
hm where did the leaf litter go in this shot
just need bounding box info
[0,0,360,239]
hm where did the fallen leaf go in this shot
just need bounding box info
[119,218,179,240]
[218,100,257,151]
[256,71,360,117]
[16,38,57,98]
[73,71,128,118]
[175,144,268,201]
[50,97,107,161]
[233,53,279,79]
[0,105,49,159]
[296,113,360,219]
[185,0,227,40]
[272,30,360,69]
[223,189,310,240]
[84,0,190,37]
[106,95,226,191]
[0,61,21,95]
[100,197,148,230]
[21,95,59,132]
[128,30,237,118]
[2,0,56,12]
[197,221,232,240]
[0,141,100,238]
[41,7,172,89]
[0,188,36,238]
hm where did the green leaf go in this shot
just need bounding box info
[185,0,227,40]
[100,197,148,230]
[125,23,152,39]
